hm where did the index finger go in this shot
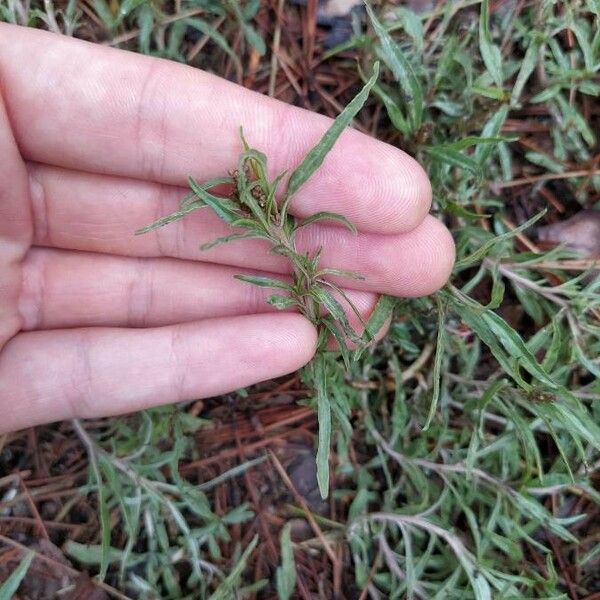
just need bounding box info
[0,24,431,234]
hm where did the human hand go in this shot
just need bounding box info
[0,24,455,432]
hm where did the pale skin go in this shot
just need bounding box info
[0,24,455,433]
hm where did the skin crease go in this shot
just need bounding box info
[0,24,455,433]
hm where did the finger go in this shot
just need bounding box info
[0,93,31,347]
[0,24,431,234]
[0,313,317,432]
[29,165,455,297]
[19,247,378,330]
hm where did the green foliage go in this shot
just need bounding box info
[338,3,600,596]
[275,523,296,600]
[70,408,257,597]
[138,64,387,500]
[5,1,599,598]
[0,552,34,600]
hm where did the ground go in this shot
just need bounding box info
[1,1,600,599]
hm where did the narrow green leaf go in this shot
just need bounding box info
[315,355,331,499]
[355,294,396,360]
[322,318,351,369]
[442,135,514,151]
[186,17,242,73]
[135,201,205,234]
[475,105,510,164]
[209,535,259,600]
[479,0,503,87]
[317,267,365,281]
[200,232,259,251]
[0,552,34,600]
[242,0,260,19]
[481,310,557,389]
[448,291,530,389]
[423,296,446,430]
[285,62,379,199]
[511,36,541,105]
[295,211,357,234]
[445,201,489,219]
[196,457,267,492]
[455,210,546,269]
[425,146,480,174]
[509,493,577,543]
[182,177,233,208]
[242,23,266,55]
[234,274,292,290]
[267,295,298,310]
[372,82,412,135]
[394,6,424,52]
[188,177,241,224]
[367,4,423,129]
[276,523,297,600]
[93,458,111,580]
[311,286,362,343]
[471,85,507,100]
[93,0,116,29]
[137,4,154,54]
[570,21,593,71]
[320,279,367,329]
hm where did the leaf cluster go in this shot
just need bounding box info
[138,62,395,499]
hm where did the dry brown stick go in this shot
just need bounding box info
[501,215,540,253]
[357,549,382,600]
[19,479,49,541]
[180,434,289,471]
[186,15,227,62]
[268,0,285,97]
[501,259,600,271]
[103,8,206,46]
[233,430,279,562]
[492,169,600,189]
[268,450,339,567]
[0,516,82,531]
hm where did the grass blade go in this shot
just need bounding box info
[188,177,241,224]
[234,274,292,290]
[367,4,423,130]
[0,552,34,600]
[276,523,297,600]
[311,286,362,343]
[186,17,242,74]
[425,145,481,174]
[354,294,396,360]
[315,355,331,499]
[135,201,205,234]
[200,232,260,251]
[295,211,358,234]
[285,62,379,199]
[455,211,546,269]
[423,296,447,430]
[510,36,541,105]
[479,0,503,87]
[208,535,259,600]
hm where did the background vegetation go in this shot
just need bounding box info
[1,0,599,598]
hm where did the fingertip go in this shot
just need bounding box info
[292,128,432,235]
[357,141,433,234]
[282,313,319,368]
[355,215,454,298]
[250,313,318,373]
[404,216,455,297]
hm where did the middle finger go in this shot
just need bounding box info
[29,164,455,297]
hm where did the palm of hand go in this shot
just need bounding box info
[0,24,454,432]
